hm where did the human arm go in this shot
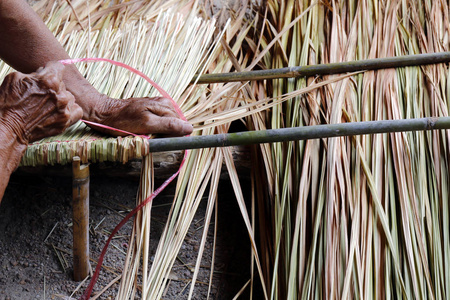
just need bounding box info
[0,126,28,201]
[0,62,82,200]
[0,0,193,136]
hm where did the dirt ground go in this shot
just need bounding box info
[0,163,254,299]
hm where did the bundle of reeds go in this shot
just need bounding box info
[8,1,255,298]
[241,0,450,298]
[8,0,450,298]
[3,0,236,298]
[116,2,268,298]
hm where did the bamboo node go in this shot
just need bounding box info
[427,117,439,129]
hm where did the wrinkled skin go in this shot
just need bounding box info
[0,62,82,200]
[0,62,82,143]
[89,96,193,136]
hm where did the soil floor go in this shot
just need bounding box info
[0,165,254,299]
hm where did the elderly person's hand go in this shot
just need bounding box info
[0,0,193,138]
[0,62,82,143]
[75,94,193,137]
[0,62,82,199]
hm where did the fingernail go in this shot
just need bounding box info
[182,122,193,133]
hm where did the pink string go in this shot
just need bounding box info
[81,119,145,137]
[59,57,188,300]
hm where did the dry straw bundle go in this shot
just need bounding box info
[5,0,450,298]
[240,0,450,299]
[3,0,236,298]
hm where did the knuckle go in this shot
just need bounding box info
[0,73,34,106]
[39,73,60,91]
[35,63,64,91]
[167,118,181,131]
[155,97,171,105]
[5,72,28,89]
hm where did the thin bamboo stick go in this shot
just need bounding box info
[148,117,450,152]
[191,52,450,84]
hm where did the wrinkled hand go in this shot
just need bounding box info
[89,96,193,137]
[0,61,83,144]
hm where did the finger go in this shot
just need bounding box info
[144,97,182,114]
[54,88,74,110]
[29,103,81,142]
[151,96,176,106]
[57,89,82,127]
[35,62,65,92]
[155,97,183,115]
[147,117,193,136]
[0,72,30,104]
[145,101,180,118]
[28,91,82,141]
[28,113,66,142]
[66,102,83,126]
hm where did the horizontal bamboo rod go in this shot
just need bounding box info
[191,52,450,84]
[148,117,450,152]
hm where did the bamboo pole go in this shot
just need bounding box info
[191,52,450,84]
[148,116,450,152]
[72,156,90,281]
